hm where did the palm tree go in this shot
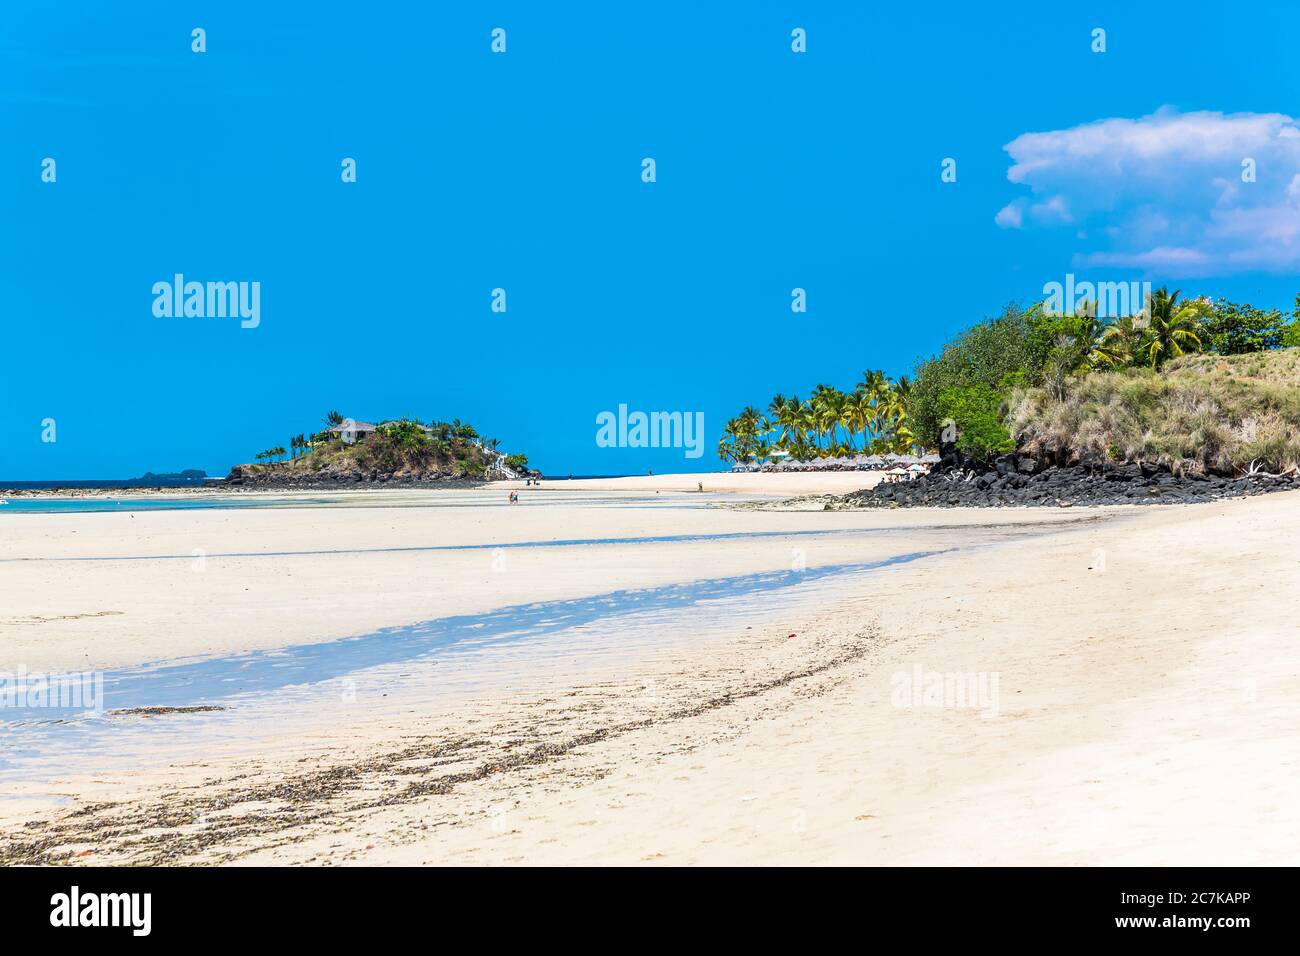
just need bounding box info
[846,387,874,451]
[1140,287,1202,368]
[811,384,847,455]
[1094,315,1143,368]
[868,382,903,452]
[767,394,791,450]
[852,370,894,448]
[324,410,344,428]
[718,406,768,464]
[792,396,816,458]
[858,369,888,398]
[1070,311,1118,370]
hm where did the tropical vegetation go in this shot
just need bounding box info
[239,413,525,480]
[719,286,1300,472]
[718,372,914,464]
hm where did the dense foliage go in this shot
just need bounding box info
[908,289,1300,461]
[242,413,521,480]
[721,285,1300,470]
[934,385,1016,457]
[907,303,1046,456]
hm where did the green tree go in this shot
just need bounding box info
[717,406,767,464]
[1195,297,1285,354]
[907,303,1042,449]
[1140,287,1202,368]
[1094,315,1145,368]
[767,394,793,450]
[378,419,431,450]
[935,385,1015,460]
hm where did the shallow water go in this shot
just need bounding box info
[0,549,940,726]
[0,549,943,773]
[0,495,335,515]
[1,526,910,564]
[0,489,713,516]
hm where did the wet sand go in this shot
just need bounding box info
[1,484,1297,865]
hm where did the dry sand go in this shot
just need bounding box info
[1,475,1297,866]
[500,470,887,496]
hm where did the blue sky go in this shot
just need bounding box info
[3,1,1299,478]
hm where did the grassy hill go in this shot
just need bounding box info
[1007,348,1300,476]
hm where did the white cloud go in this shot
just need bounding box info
[995,199,1024,228]
[995,194,1072,230]
[999,107,1300,275]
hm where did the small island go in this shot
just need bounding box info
[130,469,209,486]
[226,412,532,488]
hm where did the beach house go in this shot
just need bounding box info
[326,420,379,442]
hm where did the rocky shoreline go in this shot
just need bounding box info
[223,465,491,491]
[829,458,1300,509]
[1,485,221,499]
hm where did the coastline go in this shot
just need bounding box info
[3,485,1298,864]
[500,471,890,496]
[0,471,884,502]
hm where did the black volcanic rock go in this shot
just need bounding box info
[827,463,1300,510]
[224,464,486,490]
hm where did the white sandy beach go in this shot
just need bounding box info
[500,471,889,496]
[1,473,1297,866]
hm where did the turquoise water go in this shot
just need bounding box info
[0,550,941,748]
[1,526,902,564]
[0,490,698,515]
[0,496,332,515]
